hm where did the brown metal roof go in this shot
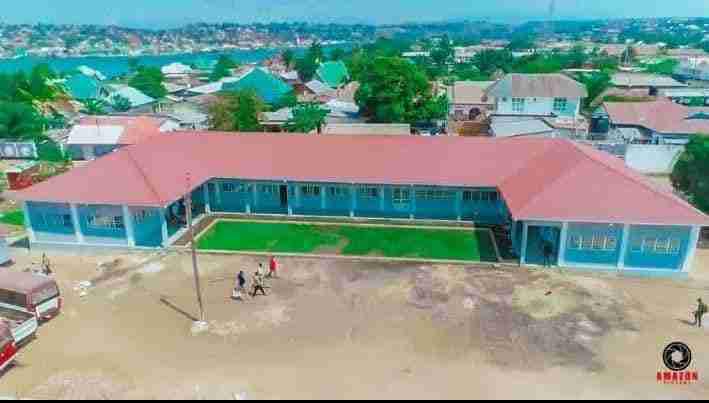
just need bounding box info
[486,74,588,99]
[0,271,57,295]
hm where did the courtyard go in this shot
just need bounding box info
[0,248,707,399]
[195,219,500,262]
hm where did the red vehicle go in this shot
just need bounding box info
[0,322,17,373]
[0,271,62,322]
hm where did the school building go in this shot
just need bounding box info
[13,133,709,276]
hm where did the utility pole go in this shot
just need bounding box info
[185,173,206,324]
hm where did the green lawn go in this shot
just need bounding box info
[0,209,24,226]
[196,220,499,262]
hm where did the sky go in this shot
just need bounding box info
[2,0,708,28]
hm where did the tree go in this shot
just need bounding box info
[329,48,346,62]
[355,56,446,124]
[284,103,329,133]
[295,56,319,82]
[671,137,709,213]
[473,49,515,76]
[210,55,239,82]
[272,90,298,110]
[128,66,167,99]
[83,99,106,115]
[281,49,295,69]
[0,102,45,139]
[576,71,611,109]
[207,90,264,132]
[110,94,132,112]
[430,35,454,70]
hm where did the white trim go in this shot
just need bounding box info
[122,205,135,247]
[160,208,169,247]
[410,184,416,220]
[617,224,631,270]
[682,225,701,273]
[22,202,35,243]
[321,187,327,209]
[350,184,356,217]
[455,191,462,221]
[69,203,84,244]
[558,222,569,266]
[214,180,222,205]
[204,184,212,214]
[520,222,529,265]
[252,183,259,210]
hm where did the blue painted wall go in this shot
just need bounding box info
[564,223,623,267]
[77,204,128,245]
[26,201,76,243]
[131,207,163,247]
[525,224,561,265]
[624,225,691,271]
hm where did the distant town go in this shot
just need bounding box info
[1,17,709,59]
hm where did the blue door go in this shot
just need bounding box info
[526,226,561,266]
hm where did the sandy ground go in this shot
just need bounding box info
[0,247,707,399]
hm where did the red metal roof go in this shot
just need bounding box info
[77,116,169,145]
[13,133,709,226]
[603,100,709,135]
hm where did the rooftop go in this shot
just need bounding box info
[611,73,687,88]
[448,81,495,105]
[15,133,709,226]
[603,99,709,135]
[486,74,588,99]
[68,116,171,146]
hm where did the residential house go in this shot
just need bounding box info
[221,68,293,105]
[101,84,156,112]
[65,116,178,160]
[489,117,554,138]
[316,61,349,89]
[302,80,336,102]
[596,99,709,144]
[661,88,709,106]
[484,74,589,137]
[15,134,707,276]
[611,73,687,96]
[486,74,587,119]
[64,74,102,101]
[674,57,709,81]
[448,81,496,122]
[161,62,193,80]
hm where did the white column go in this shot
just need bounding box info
[69,203,85,244]
[22,202,36,243]
[252,183,259,211]
[409,185,416,220]
[455,190,462,221]
[558,222,569,267]
[203,184,211,214]
[294,185,302,209]
[122,205,135,247]
[160,208,169,247]
[617,224,631,270]
[215,181,222,206]
[287,183,293,216]
[350,185,356,217]
[321,186,327,210]
[682,225,702,273]
[379,186,385,212]
[520,222,529,265]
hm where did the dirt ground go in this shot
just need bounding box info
[0,247,707,399]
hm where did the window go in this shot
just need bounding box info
[222,183,250,193]
[416,189,454,200]
[259,185,277,195]
[133,209,155,224]
[0,289,27,307]
[670,239,681,254]
[392,188,411,204]
[571,234,617,252]
[329,186,349,198]
[462,190,497,204]
[87,215,124,230]
[553,97,568,113]
[358,187,379,199]
[512,98,526,113]
[40,213,72,228]
[301,185,321,197]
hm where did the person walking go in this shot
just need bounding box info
[232,270,247,301]
[267,256,278,279]
[252,271,267,297]
[694,298,707,328]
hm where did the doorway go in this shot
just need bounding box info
[525,225,561,266]
[279,185,289,208]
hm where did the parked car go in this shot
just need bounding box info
[0,322,17,373]
[0,271,62,322]
[0,303,37,345]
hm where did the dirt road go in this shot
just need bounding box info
[0,248,707,399]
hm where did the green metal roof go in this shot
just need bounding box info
[316,61,349,88]
[64,74,101,100]
[222,68,293,105]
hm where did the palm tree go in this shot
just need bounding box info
[83,99,106,115]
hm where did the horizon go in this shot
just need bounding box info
[1,0,707,29]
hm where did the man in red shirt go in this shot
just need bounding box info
[267,256,278,279]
